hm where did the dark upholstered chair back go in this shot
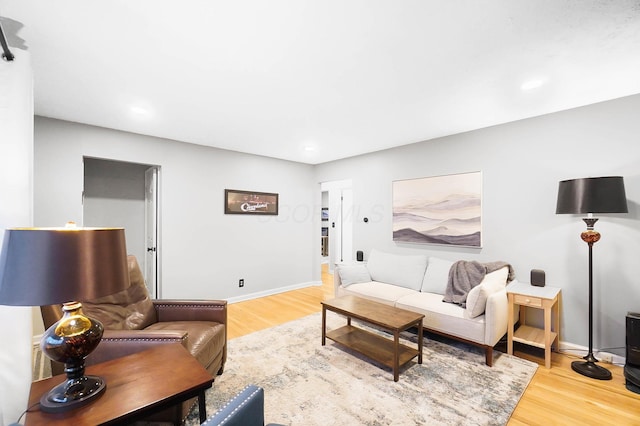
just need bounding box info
[40,255,156,330]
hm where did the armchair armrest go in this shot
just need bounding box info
[153,299,227,324]
[87,329,188,366]
[203,385,265,426]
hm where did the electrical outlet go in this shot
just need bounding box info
[599,353,613,364]
[239,279,244,288]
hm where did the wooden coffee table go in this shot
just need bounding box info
[26,343,214,425]
[322,295,424,382]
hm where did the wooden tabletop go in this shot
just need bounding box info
[26,343,213,425]
[322,295,424,330]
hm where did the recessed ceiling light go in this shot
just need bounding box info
[129,104,153,119]
[304,145,316,152]
[521,79,545,91]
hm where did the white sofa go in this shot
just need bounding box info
[334,249,516,366]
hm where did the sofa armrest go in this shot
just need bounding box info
[483,288,509,346]
[153,300,227,324]
[86,329,188,366]
[334,264,344,296]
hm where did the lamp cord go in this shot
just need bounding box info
[10,402,40,425]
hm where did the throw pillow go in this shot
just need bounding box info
[421,257,454,294]
[466,266,509,318]
[366,249,428,291]
[338,264,372,287]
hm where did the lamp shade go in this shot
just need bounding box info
[0,227,130,306]
[556,176,628,215]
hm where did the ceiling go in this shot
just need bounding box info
[2,1,640,164]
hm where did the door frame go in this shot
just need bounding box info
[82,157,161,298]
[320,179,353,272]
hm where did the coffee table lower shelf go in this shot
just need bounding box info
[326,325,420,370]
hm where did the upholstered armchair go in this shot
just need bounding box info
[202,385,284,426]
[40,255,227,424]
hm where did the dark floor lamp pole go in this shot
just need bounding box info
[556,176,628,381]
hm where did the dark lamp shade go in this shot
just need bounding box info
[556,176,628,215]
[0,227,130,306]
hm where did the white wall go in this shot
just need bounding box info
[315,94,640,357]
[34,118,320,302]
[0,48,33,425]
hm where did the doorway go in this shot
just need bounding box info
[83,157,160,298]
[320,179,353,273]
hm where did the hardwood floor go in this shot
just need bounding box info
[227,264,640,425]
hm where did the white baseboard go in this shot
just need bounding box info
[33,334,43,346]
[226,281,322,304]
[558,340,626,366]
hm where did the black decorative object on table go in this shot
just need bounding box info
[530,269,545,287]
[556,176,628,380]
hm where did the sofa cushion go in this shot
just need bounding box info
[337,263,372,286]
[466,267,509,318]
[366,249,428,291]
[339,281,417,306]
[396,292,485,343]
[421,257,454,294]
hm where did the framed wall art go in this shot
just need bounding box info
[224,189,279,215]
[392,171,482,247]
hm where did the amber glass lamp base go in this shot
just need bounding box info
[39,301,105,413]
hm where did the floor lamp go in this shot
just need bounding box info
[556,176,628,380]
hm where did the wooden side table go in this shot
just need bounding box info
[26,343,214,425]
[507,281,561,369]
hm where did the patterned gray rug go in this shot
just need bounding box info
[184,312,537,426]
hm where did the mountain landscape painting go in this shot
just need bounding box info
[393,172,482,247]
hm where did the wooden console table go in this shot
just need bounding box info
[26,343,213,425]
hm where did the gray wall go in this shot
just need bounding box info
[34,117,320,301]
[33,94,640,355]
[315,94,640,356]
[83,158,148,264]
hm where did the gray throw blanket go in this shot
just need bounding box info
[443,260,515,308]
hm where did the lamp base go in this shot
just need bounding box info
[571,360,612,380]
[40,375,106,413]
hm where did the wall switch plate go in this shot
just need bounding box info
[239,279,244,288]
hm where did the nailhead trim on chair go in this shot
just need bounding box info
[210,385,261,425]
[155,304,225,310]
[101,337,187,343]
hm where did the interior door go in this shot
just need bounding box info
[340,187,353,263]
[321,179,353,268]
[144,166,159,298]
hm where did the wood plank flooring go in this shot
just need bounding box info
[227,265,640,425]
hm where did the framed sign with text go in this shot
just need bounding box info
[224,189,279,215]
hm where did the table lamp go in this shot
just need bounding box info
[556,176,628,380]
[0,224,130,412]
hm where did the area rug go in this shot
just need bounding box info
[184,312,537,426]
